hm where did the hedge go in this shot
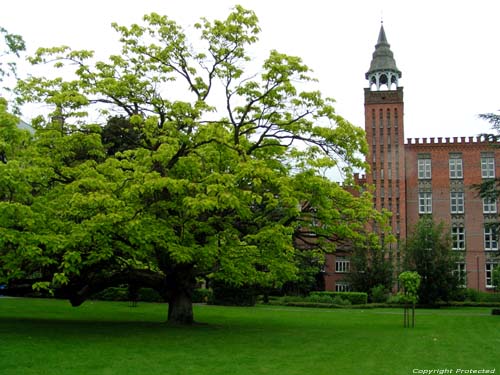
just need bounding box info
[91,287,212,303]
[209,282,257,306]
[310,291,368,305]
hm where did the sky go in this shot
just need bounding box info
[2,0,500,140]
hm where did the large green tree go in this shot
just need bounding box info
[403,216,460,305]
[2,7,386,324]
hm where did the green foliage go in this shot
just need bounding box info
[370,284,389,303]
[347,245,394,296]
[493,267,500,292]
[309,291,368,305]
[0,26,25,95]
[398,271,421,304]
[192,288,213,303]
[403,217,460,305]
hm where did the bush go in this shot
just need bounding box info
[370,285,389,303]
[307,294,335,304]
[138,288,164,302]
[209,282,256,306]
[332,295,351,306]
[310,291,368,305]
[464,289,500,303]
[91,287,164,302]
[192,288,212,303]
[92,287,129,301]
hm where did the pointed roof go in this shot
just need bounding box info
[365,24,401,79]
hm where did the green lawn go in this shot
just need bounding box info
[0,298,498,375]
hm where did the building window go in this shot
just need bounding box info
[450,192,465,214]
[485,263,498,288]
[419,192,432,214]
[418,158,432,179]
[449,156,463,179]
[335,257,350,273]
[483,197,497,214]
[335,281,351,292]
[484,226,498,251]
[481,156,495,179]
[451,225,465,250]
[454,262,467,288]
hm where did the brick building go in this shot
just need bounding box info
[324,24,499,293]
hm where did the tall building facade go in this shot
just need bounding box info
[324,24,499,292]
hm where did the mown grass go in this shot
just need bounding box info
[0,298,498,375]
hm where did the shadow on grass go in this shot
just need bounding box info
[0,316,220,340]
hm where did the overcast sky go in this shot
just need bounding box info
[2,0,500,140]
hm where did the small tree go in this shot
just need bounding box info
[398,271,421,328]
[403,216,460,305]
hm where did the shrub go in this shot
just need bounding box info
[310,291,368,305]
[332,295,351,306]
[307,294,335,304]
[138,288,164,302]
[209,282,256,306]
[464,289,500,303]
[370,285,389,303]
[91,287,164,302]
[192,288,212,303]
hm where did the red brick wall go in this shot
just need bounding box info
[405,137,500,291]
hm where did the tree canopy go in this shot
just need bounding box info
[1,7,388,324]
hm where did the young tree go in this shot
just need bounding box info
[3,7,385,324]
[403,216,460,305]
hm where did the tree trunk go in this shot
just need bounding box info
[165,265,196,325]
[167,288,194,325]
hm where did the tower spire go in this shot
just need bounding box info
[366,23,401,90]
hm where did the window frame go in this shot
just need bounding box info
[451,225,465,250]
[418,192,432,214]
[483,197,497,214]
[484,226,498,251]
[450,191,465,214]
[418,158,432,180]
[485,263,498,288]
[449,156,463,179]
[335,281,351,292]
[481,156,495,179]
[335,257,350,273]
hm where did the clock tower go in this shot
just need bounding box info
[364,23,406,251]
